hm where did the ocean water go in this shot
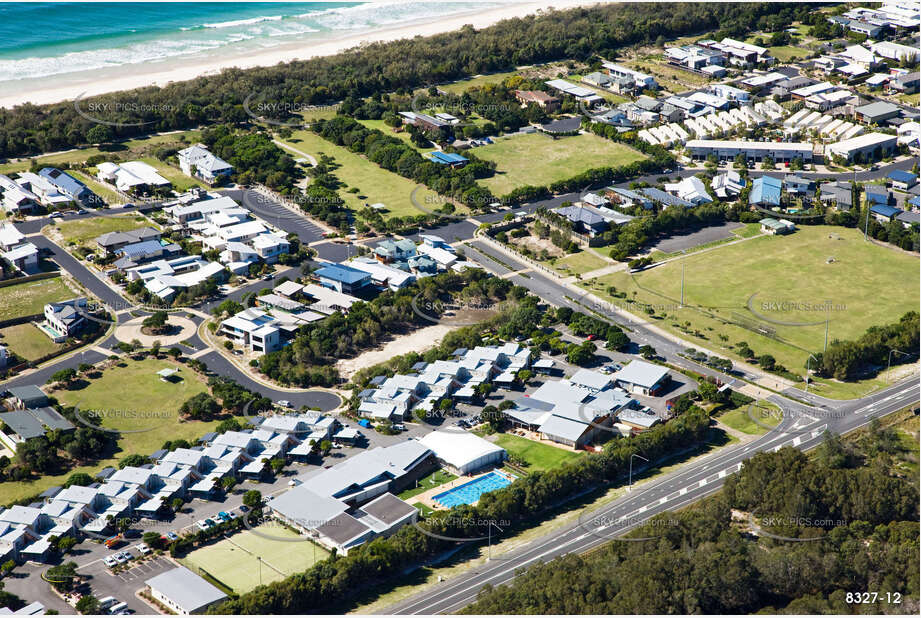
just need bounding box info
[0,2,494,84]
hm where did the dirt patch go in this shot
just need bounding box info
[336,324,454,379]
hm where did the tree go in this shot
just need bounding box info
[179,393,220,420]
[221,476,238,492]
[758,354,776,370]
[64,472,93,487]
[638,345,657,360]
[86,124,113,145]
[75,595,100,615]
[49,368,77,386]
[167,347,182,359]
[57,537,77,553]
[566,341,596,366]
[142,311,169,333]
[1,560,15,575]
[119,453,148,469]
[171,497,185,513]
[243,490,263,509]
[45,562,78,592]
[269,458,285,475]
[762,155,775,170]
[606,330,630,351]
[143,531,165,550]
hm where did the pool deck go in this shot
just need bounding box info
[415,468,510,510]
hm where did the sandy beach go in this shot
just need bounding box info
[0,1,593,110]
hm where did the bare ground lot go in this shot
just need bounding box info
[650,222,744,254]
[336,324,454,379]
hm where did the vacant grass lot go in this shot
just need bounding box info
[0,323,63,361]
[281,130,466,221]
[580,226,919,396]
[357,119,420,149]
[548,250,609,276]
[494,433,584,472]
[717,401,782,435]
[438,71,520,94]
[180,525,329,593]
[51,214,155,246]
[475,132,647,197]
[0,276,74,321]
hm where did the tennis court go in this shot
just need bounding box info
[179,524,330,593]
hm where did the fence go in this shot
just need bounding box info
[0,271,59,290]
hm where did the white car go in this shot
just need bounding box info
[196,520,211,531]
[103,556,118,568]
[135,543,150,555]
[276,400,291,408]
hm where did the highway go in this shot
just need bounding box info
[384,378,919,615]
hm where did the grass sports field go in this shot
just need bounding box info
[281,130,464,221]
[494,433,584,472]
[579,226,918,396]
[475,132,647,197]
[0,276,74,321]
[180,525,330,593]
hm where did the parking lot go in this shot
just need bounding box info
[650,221,745,254]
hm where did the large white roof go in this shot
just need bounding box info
[418,430,505,470]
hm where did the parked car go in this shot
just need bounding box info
[196,520,211,531]
[262,274,274,281]
[165,532,179,542]
[97,597,117,611]
[217,511,231,522]
[103,556,118,568]
[204,518,216,528]
[276,400,291,408]
[108,602,128,615]
[135,543,150,555]
[393,424,406,432]
[49,211,64,218]
[239,505,249,513]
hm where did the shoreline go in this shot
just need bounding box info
[0,1,593,110]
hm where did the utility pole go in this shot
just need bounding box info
[887,349,910,383]
[824,319,829,353]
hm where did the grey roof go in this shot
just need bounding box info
[555,205,606,228]
[541,116,583,133]
[539,414,589,442]
[27,407,74,432]
[268,486,348,526]
[614,360,670,388]
[0,410,45,439]
[359,492,416,525]
[897,211,919,225]
[145,566,227,612]
[854,101,901,118]
[569,369,612,391]
[641,187,695,208]
[96,227,159,248]
[529,380,592,407]
[6,385,47,405]
[39,486,62,499]
[315,512,370,546]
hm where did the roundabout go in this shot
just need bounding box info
[114,314,198,347]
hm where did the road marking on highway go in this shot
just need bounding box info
[679,487,688,495]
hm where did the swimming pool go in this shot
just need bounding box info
[433,471,514,508]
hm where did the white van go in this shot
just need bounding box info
[108,602,128,614]
[98,597,118,611]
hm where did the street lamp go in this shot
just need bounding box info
[805,354,819,393]
[887,349,911,383]
[486,521,504,562]
[628,453,648,491]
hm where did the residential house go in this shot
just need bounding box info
[0,175,41,215]
[373,238,417,263]
[313,262,372,294]
[219,308,283,354]
[664,176,712,205]
[513,90,560,111]
[43,298,87,341]
[854,101,902,125]
[888,170,918,191]
[784,175,814,195]
[870,204,902,223]
[710,170,747,199]
[553,204,609,237]
[96,161,170,194]
[37,168,99,206]
[95,227,161,255]
[819,181,854,210]
[177,145,233,185]
[749,176,783,207]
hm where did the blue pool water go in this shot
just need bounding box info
[433,471,514,508]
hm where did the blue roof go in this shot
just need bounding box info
[749,176,782,206]
[117,239,164,259]
[865,185,890,204]
[909,196,920,207]
[870,204,901,218]
[428,151,468,165]
[314,263,370,285]
[887,169,917,184]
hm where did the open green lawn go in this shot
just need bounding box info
[135,157,205,191]
[0,323,63,361]
[438,70,520,94]
[475,132,647,197]
[1,359,220,504]
[281,130,466,221]
[579,226,919,397]
[768,45,812,61]
[51,213,155,246]
[547,250,609,276]
[0,276,74,321]
[398,468,458,500]
[0,131,202,176]
[896,92,919,106]
[494,433,584,472]
[357,119,420,149]
[716,401,782,435]
[180,524,329,593]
